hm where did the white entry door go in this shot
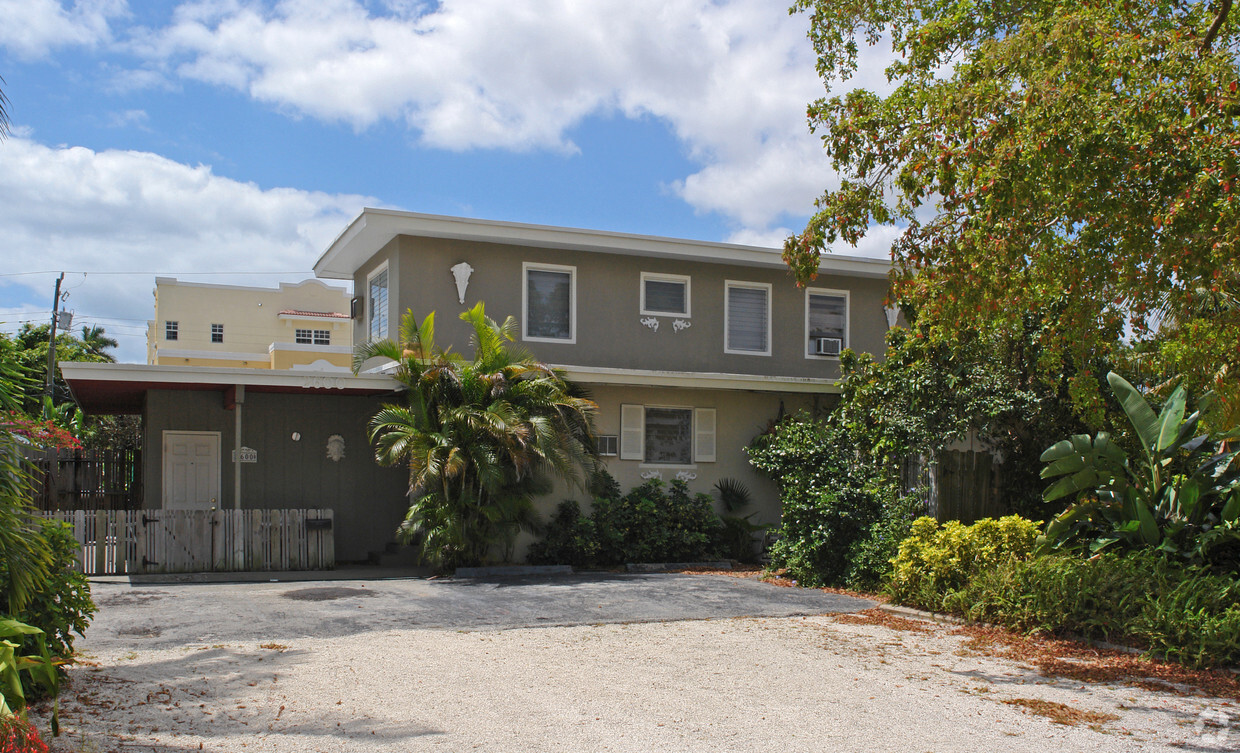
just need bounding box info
[163,431,221,510]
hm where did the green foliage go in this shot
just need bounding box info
[525,500,598,568]
[0,618,59,736]
[944,552,1240,669]
[0,520,95,662]
[1038,372,1240,566]
[592,480,723,566]
[359,303,598,569]
[748,417,889,587]
[785,0,1240,418]
[526,475,725,567]
[717,514,767,564]
[887,515,1041,610]
[842,492,925,592]
[713,478,752,513]
[834,324,1099,518]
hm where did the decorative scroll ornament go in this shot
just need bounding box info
[640,317,660,331]
[326,434,346,462]
[451,262,474,305]
[639,470,662,480]
[675,471,697,482]
[672,319,691,333]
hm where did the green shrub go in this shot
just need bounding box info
[748,416,891,587]
[942,552,1240,669]
[592,480,722,565]
[526,500,598,568]
[887,515,1041,610]
[716,514,767,564]
[0,519,94,661]
[843,492,926,591]
[526,475,724,567]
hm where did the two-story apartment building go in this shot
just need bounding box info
[146,277,353,370]
[62,209,894,564]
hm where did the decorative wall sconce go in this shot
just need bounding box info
[451,262,474,305]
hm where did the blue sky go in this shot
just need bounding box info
[0,0,897,362]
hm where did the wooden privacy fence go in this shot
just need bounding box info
[27,448,142,511]
[901,450,1009,524]
[40,508,335,575]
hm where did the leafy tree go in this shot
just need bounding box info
[784,0,1240,417]
[356,303,598,568]
[77,326,117,363]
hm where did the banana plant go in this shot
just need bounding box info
[1037,372,1240,563]
[0,618,60,736]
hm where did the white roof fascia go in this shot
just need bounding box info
[59,362,399,390]
[155,277,348,294]
[313,208,891,281]
[558,365,840,394]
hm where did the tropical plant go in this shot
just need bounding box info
[0,340,53,616]
[357,303,598,569]
[0,618,59,737]
[1038,372,1240,565]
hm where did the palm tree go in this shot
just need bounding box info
[356,302,598,568]
[0,336,53,613]
[78,326,118,363]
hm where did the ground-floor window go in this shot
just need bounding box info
[619,404,716,464]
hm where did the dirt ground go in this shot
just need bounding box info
[32,574,1240,752]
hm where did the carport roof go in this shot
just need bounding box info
[60,362,401,414]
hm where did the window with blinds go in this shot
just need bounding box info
[725,281,771,355]
[524,263,575,342]
[640,273,690,317]
[368,266,389,342]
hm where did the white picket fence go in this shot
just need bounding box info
[40,508,335,575]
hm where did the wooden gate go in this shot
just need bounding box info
[27,448,142,511]
[41,508,335,575]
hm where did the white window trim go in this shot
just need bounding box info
[620,403,716,466]
[723,280,772,357]
[639,272,691,317]
[366,261,390,343]
[522,261,577,344]
[804,287,850,360]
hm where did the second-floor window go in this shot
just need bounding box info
[368,265,389,342]
[295,329,331,345]
[165,321,178,341]
[523,263,575,342]
[210,323,224,343]
[806,289,848,358]
[724,281,771,356]
[640,272,690,317]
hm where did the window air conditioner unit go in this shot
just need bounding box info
[814,337,843,356]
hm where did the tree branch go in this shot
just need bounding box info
[1201,0,1232,54]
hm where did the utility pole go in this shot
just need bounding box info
[44,272,64,399]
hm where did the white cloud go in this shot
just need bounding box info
[130,0,901,238]
[0,0,128,59]
[0,137,375,362]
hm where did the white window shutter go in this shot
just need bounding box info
[620,404,644,460]
[694,408,716,463]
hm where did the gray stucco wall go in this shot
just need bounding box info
[352,235,891,378]
[143,389,409,562]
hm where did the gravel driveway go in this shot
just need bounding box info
[44,573,1238,752]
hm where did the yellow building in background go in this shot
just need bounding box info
[146,278,354,370]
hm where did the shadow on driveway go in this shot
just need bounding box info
[86,571,875,650]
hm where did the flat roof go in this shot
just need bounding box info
[313,208,892,281]
[60,362,401,414]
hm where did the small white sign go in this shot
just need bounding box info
[232,447,258,463]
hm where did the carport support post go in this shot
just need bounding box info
[225,385,245,510]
